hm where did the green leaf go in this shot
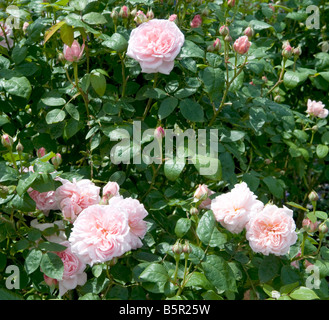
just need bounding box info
[201,255,236,292]
[25,249,43,274]
[199,67,225,101]
[316,144,329,159]
[158,97,178,120]
[284,71,309,89]
[12,46,28,65]
[286,202,308,212]
[2,76,32,99]
[60,23,74,47]
[0,288,23,300]
[40,252,64,280]
[258,255,280,283]
[249,19,272,30]
[139,263,169,283]
[46,109,66,124]
[263,176,284,199]
[174,218,191,238]
[38,241,67,252]
[196,211,227,247]
[315,211,328,220]
[194,154,222,181]
[290,286,319,300]
[82,12,107,25]
[185,272,214,290]
[180,40,205,59]
[103,33,128,52]
[16,172,38,196]
[90,71,107,96]
[164,157,185,181]
[180,99,204,122]
[65,103,80,121]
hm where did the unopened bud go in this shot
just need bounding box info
[201,8,210,17]
[146,9,154,20]
[16,141,24,154]
[264,159,272,165]
[213,38,221,51]
[308,190,319,202]
[134,10,148,25]
[172,242,183,255]
[262,76,268,83]
[182,240,192,254]
[321,41,329,53]
[244,26,254,38]
[302,218,318,233]
[154,126,165,139]
[111,9,119,23]
[219,25,229,36]
[119,5,130,19]
[1,134,13,149]
[37,147,46,158]
[293,46,302,57]
[190,207,199,216]
[224,34,232,42]
[130,7,137,17]
[51,153,62,169]
[274,95,282,103]
[312,125,318,132]
[282,45,293,59]
[319,222,328,234]
[228,0,235,7]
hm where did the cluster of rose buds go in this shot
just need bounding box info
[282,41,302,59]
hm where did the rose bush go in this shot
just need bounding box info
[0,0,329,301]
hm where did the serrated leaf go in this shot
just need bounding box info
[46,109,66,124]
[139,263,169,283]
[25,249,42,274]
[40,252,64,280]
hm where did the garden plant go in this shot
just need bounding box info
[0,0,329,301]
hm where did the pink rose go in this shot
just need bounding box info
[28,188,59,215]
[44,241,87,296]
[55,178,101,221]
[210,182,264,233]
[190,15,202,28]
[107,196,149,250]
[194,184,215,210]
[101,181,120,204]
[69,204,132,266]
[37,147,46,158]
[246,204,297,256]
[168,14,177,22]
[233,35,251,55]
[134,10,148,25]
[306,99,328,118]
[23,22,29,33]
[302,218,318,233]
[0,22,13,49]
[126,19,185,75]
[63,40,85,62]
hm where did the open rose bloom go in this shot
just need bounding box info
[28,188,59,215]
[306,99,328,118]
[126,19,185,75]
[246,204,297,256]
[0,22,13,49]
[55,178,101,221]
[69,197,148,266]
[210,182,264,233]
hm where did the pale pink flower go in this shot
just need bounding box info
[0,22,13,49]
[68,204,132,266]
[194,184,215,210]
[22,22,29,33]
[168,14,177,22]
[63,40,85,62]
[43,241,87,296]
[28,188,59,214]
[246,204,297,256]
[210,182,264,233]
[154,126,165,139]
[55,178,101,221]
[190,15,202,28]
[107,196,149,250]
[306,99,328,118]
[126,19,185,75]
[101,181,120,204]
[233,35,251,55]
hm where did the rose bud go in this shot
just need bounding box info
[319,223,329,234]
[293,46,302,57]
[308,190,319,202]
[244,26,254,38]
[233,35,251,54]
[22,22,29,33]
[51,153,62,169]
[282,44,293,59]
[16,141,24,155]
[37,147,46,158]
[101,181,120,204]
[1,133,13,149]
[228,0,235,7]
[146,9,154,20]
[302,218,318,233]
[154,126,165,140]
[63,40,85,62]
[190,14,202,28]
[134,10,148,25]
[213,38,221,51]
[172,242,183,255]
[119,6,130,19]
[182,240,192,254]
[224,34,232,42]
[190,207,199,216]
[219,25,229,36]
[111,9,119,23]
